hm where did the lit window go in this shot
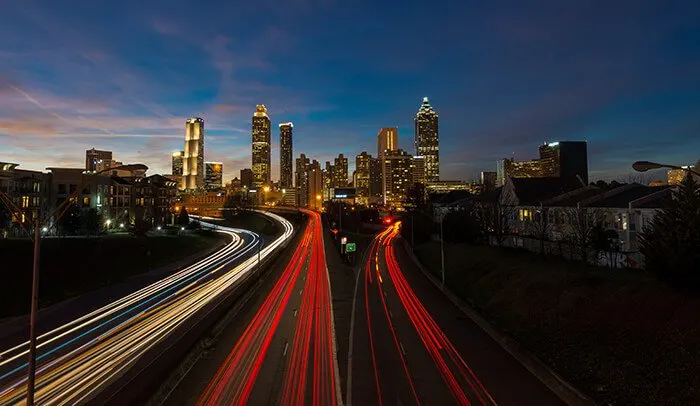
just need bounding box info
[22,196,29,208]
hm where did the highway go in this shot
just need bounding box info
[0,211,293,405]
[170,209,340,406]
[348,222,564,405]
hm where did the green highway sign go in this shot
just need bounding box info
[345,242,356,253]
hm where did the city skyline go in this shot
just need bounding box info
[1,1,699,182]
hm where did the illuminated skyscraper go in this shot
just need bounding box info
[171,151,184,175]
[279,122,293,188]
[183,118,205,190]
[369,157,383,203]
[377,127,399,160]
[295,153,310,207]
[205,162,223,190]
[252,105,271,188]
[355,152,371,206]
[414,97,439,181]
[332,153,348,188]
[240,168,253,189]
[412,155,426,185]
[383,149,413,207]
[307,160,323,210]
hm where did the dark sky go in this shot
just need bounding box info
[1,0,699,182]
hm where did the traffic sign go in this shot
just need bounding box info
[346,242,356,253]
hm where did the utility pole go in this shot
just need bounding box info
[440,215,445,286]
[26,221,41,406]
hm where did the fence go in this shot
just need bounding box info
[488,235,645,269]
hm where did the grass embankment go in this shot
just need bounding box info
[219,210,282,236]
[414,242,700,406]
[0,232,226,318]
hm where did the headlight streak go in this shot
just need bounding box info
[0,210,294,405]
[198,210,339,406]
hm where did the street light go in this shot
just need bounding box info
[633,160,700,177]
[0,162,146,406]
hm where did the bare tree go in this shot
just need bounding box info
[564,206,604,264]
[524,206,551,255]
[477,202,515,246]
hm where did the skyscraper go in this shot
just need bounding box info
[383,149,414,207]
[332,153,348,188]
[295,153,310,207]
[307,160,323,211]
[538,141,588,190]
[240,168,253,189]
[412,155,426,185]
[377,127,399,160]
[414,97,439,181]
[85,148,112,172]
[252,105,271,188]
[369,157,383,203]
[205,162,223,190]
[279,122,293,189]
[183,117,205,190]
[171,151,184,175]
[355,152,371,206]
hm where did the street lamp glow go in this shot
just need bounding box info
[263,186,271,192]
[316,194,322,200]
[157,226,162,230]
[282,189,286,194]
[119,223,124,228]
[41,227,47,232]
[181,227,185,231]
[105,219,112,226]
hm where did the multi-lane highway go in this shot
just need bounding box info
[0,211,293,404]
[169,209,340,405]
[348,221,564,405]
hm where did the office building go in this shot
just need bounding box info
[496,141,588,191]
[172,151,184,175]
[383,149,413,207]
[295,154,310,207]
[240,168,253,189]
[205,162,223,190]
[369,157,383,203]
[480,171,497,190]
[412,155,426,185]
[426,180,475,194]
[355,152,371,206]
[0,162,49,228]
[333,153,348,188]
[279,122,293,189]
[307,160,323,210]
[414,97,440,181]
[85,148,112,172]
[183,117,205,190]
[252,105,271,188]
[538,141,588,190]
[377,127,399,159]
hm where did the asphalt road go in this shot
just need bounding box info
[348,223,565,406]
[0,212,293,405]
[168,209,340,405]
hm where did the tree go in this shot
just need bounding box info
[524,206,551,255]
[564,206,603,264]
[590,223,620,268]
[81,208,102,236]
[477,203,515,246]
[57,203,82,236]
[176,207,190,226]
[639,174,700,286]
[406,183,429,213]
[443,210,482,243]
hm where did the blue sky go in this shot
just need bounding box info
[1,0,699,182]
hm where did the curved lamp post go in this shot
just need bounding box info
[0,163,146,405]
[632,160,700,177]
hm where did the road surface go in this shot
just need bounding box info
[348,222,565,406]
[173,209,341,406]
[0,211,293,404]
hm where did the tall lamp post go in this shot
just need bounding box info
[632,160,700,177]
[0,163,146,405]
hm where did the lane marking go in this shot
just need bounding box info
[283,342,289,357]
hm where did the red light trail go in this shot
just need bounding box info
[198,210,339,406]
[362,222,497,406]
